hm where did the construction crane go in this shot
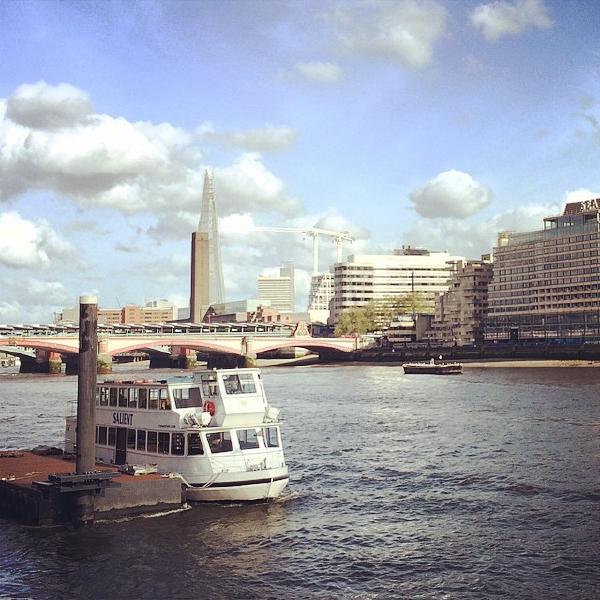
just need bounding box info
[251,226,354,274]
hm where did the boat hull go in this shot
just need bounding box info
[186,477,289,502]
[185,469,289,502]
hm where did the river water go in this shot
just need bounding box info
[0,364,599,599]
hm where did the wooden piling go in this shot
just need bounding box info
[75,294,98,525]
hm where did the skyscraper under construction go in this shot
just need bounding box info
[190,170,225,322]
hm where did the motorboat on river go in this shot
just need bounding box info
[65,368,288,501]
[402,358,463,375]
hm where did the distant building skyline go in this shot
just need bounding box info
[258,262,295,313]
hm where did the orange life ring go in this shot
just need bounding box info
[203,400,216,416]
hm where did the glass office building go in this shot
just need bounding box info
[486,199,600,341]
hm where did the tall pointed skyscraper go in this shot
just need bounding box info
[190,170,225,322]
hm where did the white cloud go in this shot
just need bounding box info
[214,153,303,217]
[199,123,297,151]
[403,203,561,258]
[409,170,491,219]
[563,188,600,204]
[0,82,304,222]
[471,0,552,42]
[0,211,73,268]
[0,277,69,323]
[334,0,448,69]
[295,61,343,83]
[6,81,93,129]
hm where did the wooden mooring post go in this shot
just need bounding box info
[75,294,98,526]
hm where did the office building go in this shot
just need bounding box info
[425,257,493,345]
[486,199,600,341]
[330,247,464,324]
[307,272,334,323]
[258,262,295,312]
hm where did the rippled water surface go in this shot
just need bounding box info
[1,365,599,599]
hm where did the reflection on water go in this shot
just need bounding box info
[1,365,599,599]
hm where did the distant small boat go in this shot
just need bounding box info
[402,359,462,375]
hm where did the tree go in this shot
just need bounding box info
[334,306,375,336]
[334,292,432,336]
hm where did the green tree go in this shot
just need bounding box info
[334,306,375,336]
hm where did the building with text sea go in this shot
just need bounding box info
[485,199,600,341]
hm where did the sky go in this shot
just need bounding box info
[1,0,600,323]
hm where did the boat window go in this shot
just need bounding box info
[127,428,136,450]
[158,432,170,454]
[172,387,202,409]
[109,388,118,407]
[171,433,185,455]
[108,427,116,447]
[200,373,219,397]
[95,427,99,443]
[138,388,148,409]
[222,373,256,395]
[99,387,109,406]
[118,388,128,408]
[238,428,260,450]
[206,432,233,453]
[187,433,204,455]
[137,429,146,451]
[98,426,108,446]
[160,394,171,410]
[149,389,160,410]
[147,431,158,453]
[128,388,138,409]
[264,426,279,448]
[222,374,241,394]
[239,373,256,393]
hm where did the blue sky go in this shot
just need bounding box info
[1,0,600,322]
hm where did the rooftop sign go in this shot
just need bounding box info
[563,198,600,215]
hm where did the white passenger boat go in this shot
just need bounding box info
[402,359,463,375]
[65,368,289,502]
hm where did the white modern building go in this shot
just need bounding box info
[307,272,334,323]
[330,247,464,324]
[258,262,295,313]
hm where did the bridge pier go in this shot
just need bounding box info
[20,350,63,373]
[97,353,113,375]
[206,353,241,369]
[172,346,197,370]
[241,337,257,368]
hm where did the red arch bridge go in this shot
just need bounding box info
[0,332,372,374]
